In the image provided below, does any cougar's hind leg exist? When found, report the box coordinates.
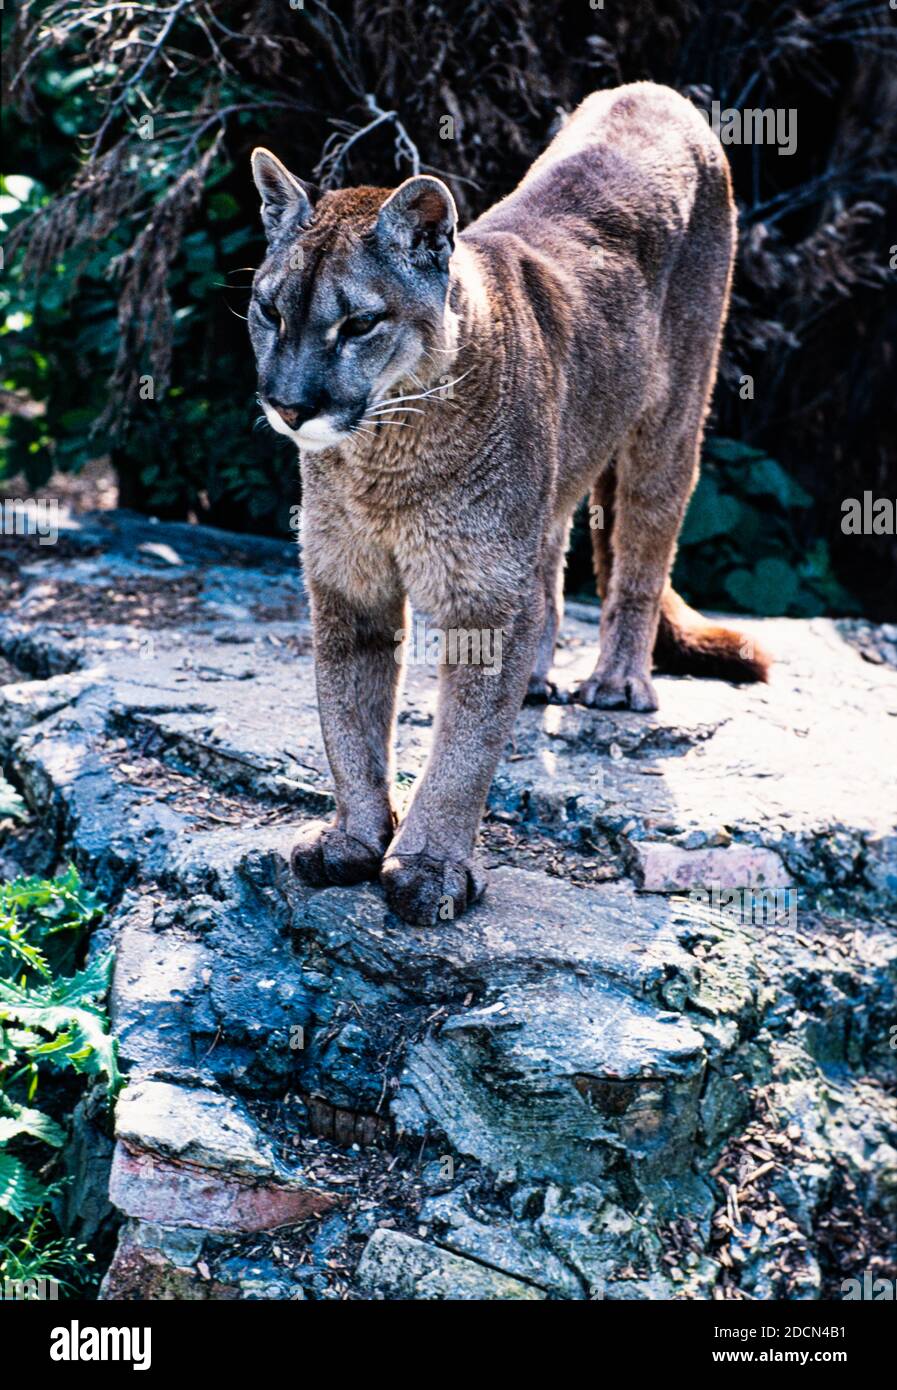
[525,519,570,703]
[578,415,702,712]
[589,462,616,601]
[579,168,734,712]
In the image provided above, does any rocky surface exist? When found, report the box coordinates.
[0,509,895,1301]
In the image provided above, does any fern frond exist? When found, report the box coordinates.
[0,1152,47,1220]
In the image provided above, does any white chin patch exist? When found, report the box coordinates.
[261,400,346,452]
[295,420,348,451]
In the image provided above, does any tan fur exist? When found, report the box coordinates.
[250,83,772,925]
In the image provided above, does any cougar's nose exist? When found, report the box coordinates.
[269,394,330,428]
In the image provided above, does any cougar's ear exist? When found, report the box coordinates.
[375,175,457,272]
[251,148,315,242]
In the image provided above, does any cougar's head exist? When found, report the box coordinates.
[248,149,457,451]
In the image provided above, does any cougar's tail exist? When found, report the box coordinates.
[653,586,771,683]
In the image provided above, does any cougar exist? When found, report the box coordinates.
[248,81,770,927]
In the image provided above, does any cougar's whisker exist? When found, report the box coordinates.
[362,416,413,430]
[369,368,474,411]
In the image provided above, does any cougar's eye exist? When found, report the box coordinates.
[256,299,283,332]
[342,311,384,339]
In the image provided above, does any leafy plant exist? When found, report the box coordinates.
[567,436,859,619]
[0,774,27,823]
[672,437,860,618]
[0,1206,95,1298]
[0,867,117,1297]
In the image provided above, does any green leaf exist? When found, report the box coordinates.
[0,943,121,1096]
[0,1152,47,1220]
[725,558,800,616]
[0,995,122,1094]
[742,455,813,509]
[0,864,102,935]
[51,950,114,1006]
[680,478,744,546]
[220,226,255,255]
[208,192,240,221]
[0,1104,66,1147]
[0,774,27,821]
[0,917,50,979]
[705,437,768,464]
[0,1027,17,1066]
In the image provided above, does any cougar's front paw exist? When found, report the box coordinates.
[290,820,385,888]
[577,671,658,712]
[380,853,487,927]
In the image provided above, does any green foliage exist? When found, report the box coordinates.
[0,774,27,822]
[673,438,859,618]
[0,0,297,527]
[0,159,290,524]
[0,1207,95,1298]
[0,867,117,1296]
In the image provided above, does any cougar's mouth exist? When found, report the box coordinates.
[261,399,348,451]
